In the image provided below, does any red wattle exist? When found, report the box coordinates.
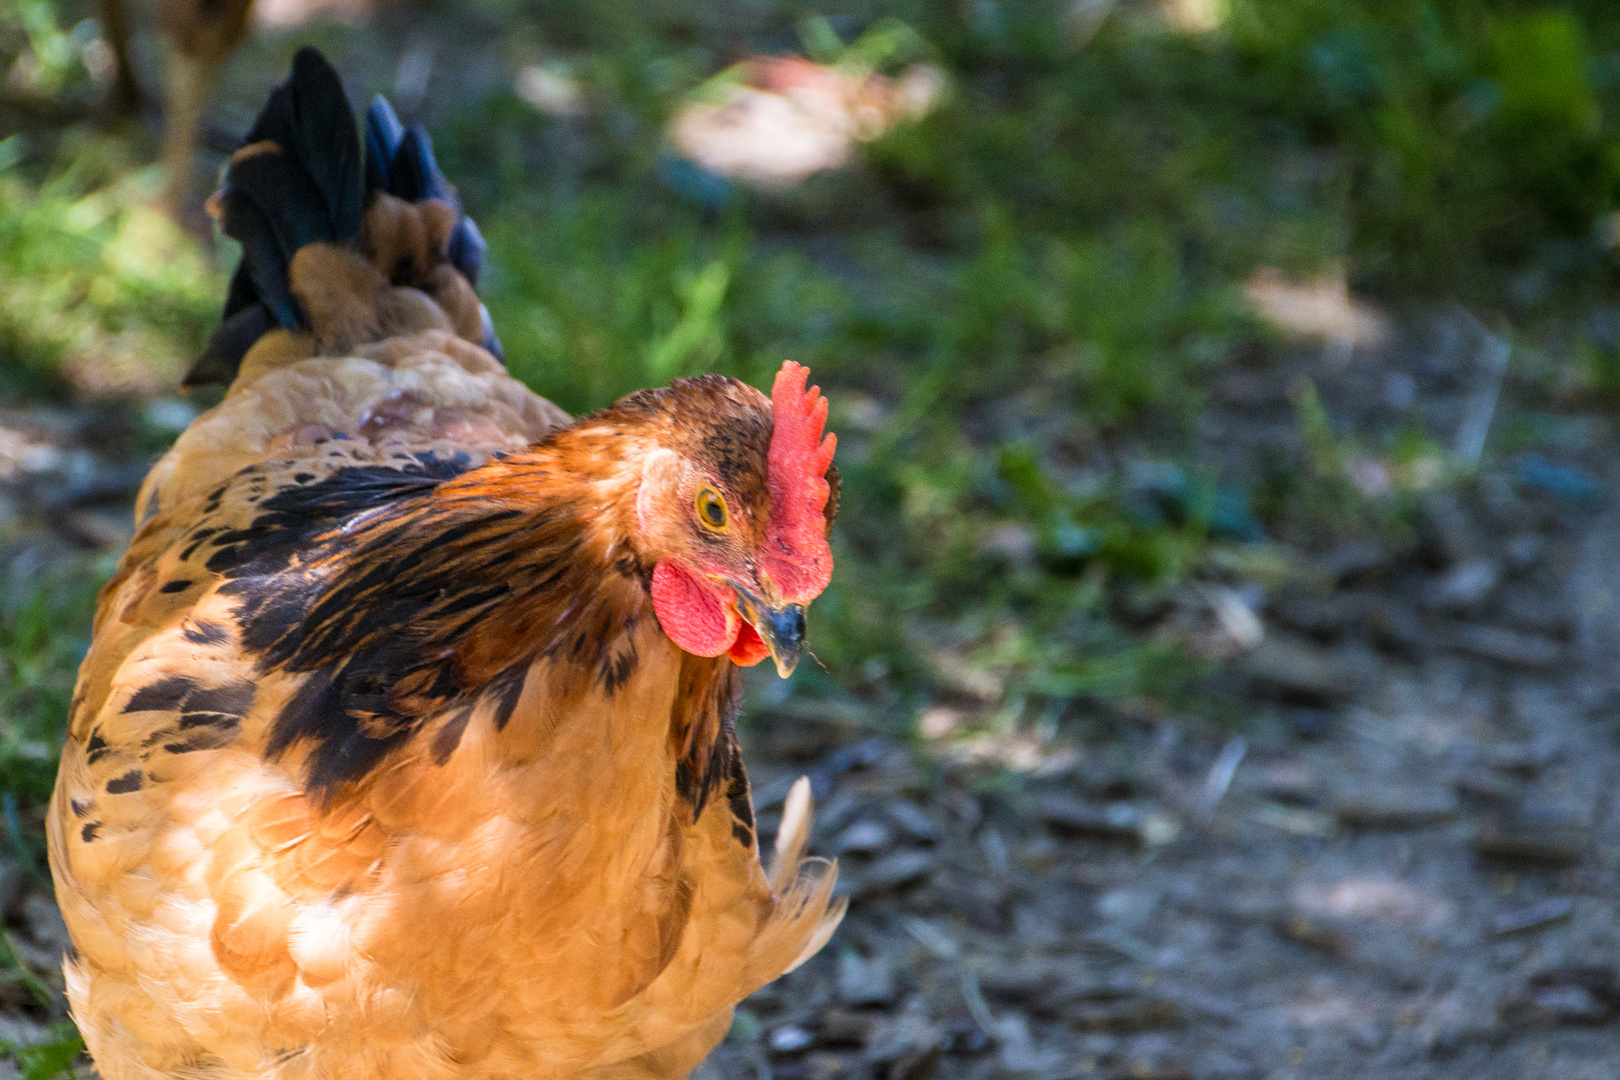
[727,621,770,667]
[651,560,737,657]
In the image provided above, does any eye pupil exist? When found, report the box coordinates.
[697,488,729,531]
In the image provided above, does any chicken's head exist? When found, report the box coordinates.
[629,361,837,677]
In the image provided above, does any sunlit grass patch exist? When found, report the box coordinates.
[0,552,109,809]
[0,137,223,399]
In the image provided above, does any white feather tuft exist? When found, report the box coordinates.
[768,777,813,894]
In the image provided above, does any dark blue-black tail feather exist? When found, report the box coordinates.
[392,125,453,204]
[229,145,346,263]
[371,118,495,350]
[370,105,487,289]
[241,50,364,240]
[187,47,359,386]
[363,95,405,197]
[215,187,303,330]
[188,305,277,387]
[185,48,501,387]
[286,49,365,240]
[448,213,485,288]
[479,304,503,363]
[221,259,258,320]
[190,258,273,387]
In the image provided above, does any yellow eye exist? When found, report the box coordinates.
[695,487,730,532]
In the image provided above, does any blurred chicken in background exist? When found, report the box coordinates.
[155,0,256,215]
[93,0,255,215]
[95,0,372,218]
[667,17,945,193]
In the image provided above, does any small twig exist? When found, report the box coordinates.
[899,915,960,960]
[1197,737,1247,824]
[1453,309,1511,471]
[958,970,999,1037]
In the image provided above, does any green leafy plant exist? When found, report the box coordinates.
[7,1024,86,1080]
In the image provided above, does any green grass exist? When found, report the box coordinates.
[0,136,222,399]
[0,550,104,1069]
[0,549,108,921]
[0,555,108,809]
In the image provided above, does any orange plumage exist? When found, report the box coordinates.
[48,49,843,1080]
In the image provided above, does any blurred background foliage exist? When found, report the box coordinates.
[2,0,1620,778]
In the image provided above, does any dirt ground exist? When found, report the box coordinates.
[3,311,1618,1079]
[710,312,1620,1080]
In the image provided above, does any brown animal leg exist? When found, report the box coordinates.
[96,0,143,117]
[160,51,216,219]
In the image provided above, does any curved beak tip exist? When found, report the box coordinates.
[743,597,806,679]
[764,604,806,679]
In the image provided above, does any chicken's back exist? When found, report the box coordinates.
[138,47,569,520]
[137,327,566,531]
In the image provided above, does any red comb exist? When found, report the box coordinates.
[763,361,836,604]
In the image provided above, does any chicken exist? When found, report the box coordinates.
[48,47,845,1080]
[95,0,259,215]
[156,0,257,215]
[102,0,371,217]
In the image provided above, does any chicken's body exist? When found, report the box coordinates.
[49,50,842,1080]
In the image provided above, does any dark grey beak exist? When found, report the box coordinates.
[733,588,807,678]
